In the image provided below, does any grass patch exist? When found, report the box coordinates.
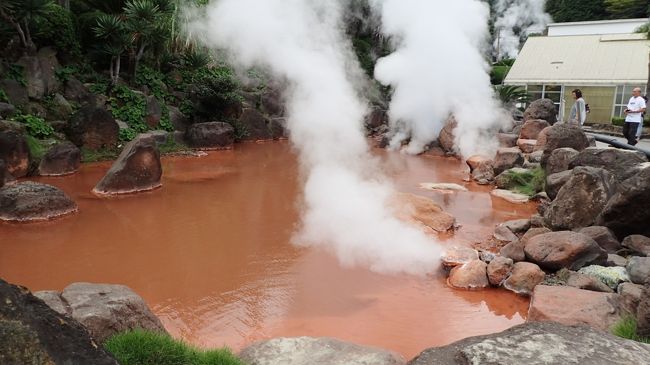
[105,330,244,365]
[25,135,47,160]
[81,147,120,163]
[612,316,650,344]
[497,167,545,196]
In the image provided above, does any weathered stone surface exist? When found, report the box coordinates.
[493,147,524,175]
[597,163,650,238]
[569,147,648,182]
[545,167,617,230]
[441,247,479,268]
[497,133,518,148]
[17,56,47,99]
[503,219,531,234]
[566,271,614,293]
[524,231,607,271]
[503,262,545,295]
[579,226,621,253]
[622,235,650,256]
[66,106,119,150]
[260,88,285,117]
[238,107,275,141]
[537,123,590,162]
[40,282,168,344]
[637,284,650,337]
[487,256,514,286]
[0,79,28,106]
[528,285,622,331]
[520,119,550,140]
[0,159,5,188]
[93,135,162,195]
[545,147,579,175]
[48,93,73,120]
[627,257,650,285]
[169,105,189,132]
[578,265,629,290]
[0,279,118,365]
[418,183,467,192]
[521,227,552,243]
[545,170,572,201]
[185,122,235,149]
[493,225,518,242]
[391,193,455,233]
[438,116,457,153]
[618,282,645,316]
[491,189,529,204]
[240,337,405,365]
[517,139,536,153]
[0,102,16,118]
[144,95,162,128]
[0,182,77,222]
[408,321,650,365]
[500,240,526,262]
[64,77,94,106]
[607,254,628,267]
[38,141,81,176]
[466,155,494,184]
[0,130,30,178]
[523,99,557,124]
[448,260,489,290]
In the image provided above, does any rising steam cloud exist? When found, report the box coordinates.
[187,0,441,275]
[493,0,551,59]
[370,0,506,157]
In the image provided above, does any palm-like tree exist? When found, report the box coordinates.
[494,85,531,110]
[0,0,53,51]
[94,13,132,85]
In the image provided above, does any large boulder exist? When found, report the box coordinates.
[63,77,94,106]
[579,226,621,253]
[597,163,650,238]
[438,117,457,153]
[544,170,571,201]
[622,235,650,256]
[239,337,405,365]
[93,135,162,195]
[185,122,235,149]
[0,279,118,365]
[38,141,81,176]
[391,193,456,233]
[35,282,167,344]
[66,106,119,150]
[502,261,545,295]
[537,123,590,163]
[493,147,524,175]
[16,48,61,100]
[527,285,622,331]
[0,79,28,106]
[0,130,30,178]
[0,182,77,222]
[448,260,489,290]
[545,147,579,175]
[545,167,617,230]
[569,147,648,182]
[487,256,514,286]
[519,119,550,140]
[238,107,275,141]
[524,231,607,271]
[465,155,494,184]
[407,321,650,365]
[523,98,557,124]
[627,257,650,285]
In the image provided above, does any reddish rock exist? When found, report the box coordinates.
[0,182,77,222]
[521,227,552,242]
[500,240,526,262]
[618,282,645,316]
[493,147,524,175]
[441,247,479,268]
[523,99,557,125]
[391,193,455,233]
[448,260,489,290]
[519,119,550,140]
[497,133,518,148]
[93,135,162,195]
[579,226,621,253]
[0,130,30,178]
[493,225,518,242]
[537,123,590,162]
[524,231,607,271]
[38,142,80,176]
[517,139,537,154]
[528,285,622,331]
[636,285,650,337]
[466,155,494,184]
[438,116,457,153]
[66,106,119,150]
[487,256,514,286]
[503,262,545,295]
[622,235,650,256]
[503,219,531,234]
[545,147,579,175]
[566,271,614,293]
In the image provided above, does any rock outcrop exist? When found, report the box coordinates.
[519,119,550,140]
[569,147,648,182]
[622,235,650,256]
[93,135,162,195]
[38,141,81,176]
[545,147,579,175]
[523,99,557,125]
[579,226,621,253]
[537,123,590,162]
[627,257,650,285]
[66,106,119,150]
[0,182,78,222]
[524,231,606,271]
[466,155,494,184]
[545,170,571,201]
[493,147,524,175]
[185,122,235,149]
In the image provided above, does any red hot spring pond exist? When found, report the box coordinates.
[0,142,537,359]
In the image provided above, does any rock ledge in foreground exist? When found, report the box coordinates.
[0,182,78,222]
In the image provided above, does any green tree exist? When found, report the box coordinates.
[545,0,608,22]
[0,0,53,51]
[93,13,131,85]
[605,0,648,19]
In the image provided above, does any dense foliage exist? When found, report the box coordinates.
[545,0,649,23]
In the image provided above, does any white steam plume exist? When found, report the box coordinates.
[371,0,506,157]
[187,0,441,275]
[493,0,551,59]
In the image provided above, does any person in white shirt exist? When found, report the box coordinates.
[623,87,646,146]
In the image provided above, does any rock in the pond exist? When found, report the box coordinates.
[391,193,456,233]
[578,265,629,290]
[0,130,30,178]
[524,231,607,271]
[0,182,77,222]
[545,170,572,201]
[545,167,617,230]
[448,260,489,290]
[566,271,614,293]
[38,141,81,176]
[597,162,650,238]
[637,285,650,338]
[418,183,468,192]
[607,254,628,267]
[527,285,622,331]
[519,119,550,140]
[569,147,648,182]
[0,279,119,365]
[491,189,530,204]
[35,282,167,344]
[503,262,545,295]
[93,135,162,195]
[239,337,405,365]
[441,247,479,268]
[493,147,524,175]
[493,225,518,242]
[487,256,514,286]
[627,257,650,285]
[622,235,650,256]
[407,321,650,365]
[579,226,621,253]
[466,155,494,184]
[545,147,579,175]
[618,282,645,316]
[66,106,119,150]
[500,240,526,262]
[438,116,457,153]
[185,121,235,149]
[238,107,276,141]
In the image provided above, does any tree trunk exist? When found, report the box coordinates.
[23,19,35,52]
[114,56,122,85]
[133,43,146,79]
[0,9,28,49]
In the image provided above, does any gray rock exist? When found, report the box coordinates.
[38,141,81,176]
[569,147,648,182]
[185,122,235,149]
[523,98,558,124]
[493,148,525,175]
[0,130,30,178]
[0,102,16,118]
[238,107,274,141]
[579,226,621,253]
[618,282,645,316]
[407,321,650,365]
[545,170,572,201]
[622,235,650,256]
[627,257,650,285]
[169,105,189,132]
[63,77,94,106]
[0,182,77,222]
[524,231,607,271]
[503,219,531,234]
[545,147,579,175]
[0,79,28,106]
[493,225,518,242]
[239,337,405,365]
[607,254,628,267]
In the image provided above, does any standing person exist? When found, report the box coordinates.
[637,94,648,141]
[623,87,646,146]
[569,89,586,126]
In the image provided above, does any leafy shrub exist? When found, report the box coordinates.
[55,66,80,83]
[14,114,54,138]
[33,3,82,61]
[119,128,138,142]
[612,117,625,126]
[109,85,148,133]
[135,65,171,102]
[184,66,242,121]
[1,63,26,86]
[612,316,650,344]
[89,81,109,95]
[105,330,244,365]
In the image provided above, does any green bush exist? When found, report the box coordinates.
[14,114,54,139]
[499,167,545,197]
[612,316,650,344]
[612,117,625,126]
[119,128,137,142]
[33,4,82,61]
[104,330,244,365]
[25,135,47,160]
[135,65,172,102]
[110,85,148,135]
[185,67,243,122]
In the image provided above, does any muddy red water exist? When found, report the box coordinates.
[0,142,537,358]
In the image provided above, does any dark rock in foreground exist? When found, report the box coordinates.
[523,98,557,125]
[185,122,235,149]
[239,337,405,365]
[38,141,81,176]
[569,147,648,182]
[0,182,77,222]
[93,135,162,195]
[0,130,30,178]
[408,321,650,365]
[66,106,119,150]
[0,279,118,365]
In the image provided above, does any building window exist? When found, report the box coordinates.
[526,84,563,116]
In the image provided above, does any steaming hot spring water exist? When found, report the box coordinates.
[0,141,537,358]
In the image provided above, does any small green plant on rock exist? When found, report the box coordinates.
[110,85,148,134]
[612,316,650,344]
[104,330,244,365]
[498,167,545,197]
[14,114,54,139]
